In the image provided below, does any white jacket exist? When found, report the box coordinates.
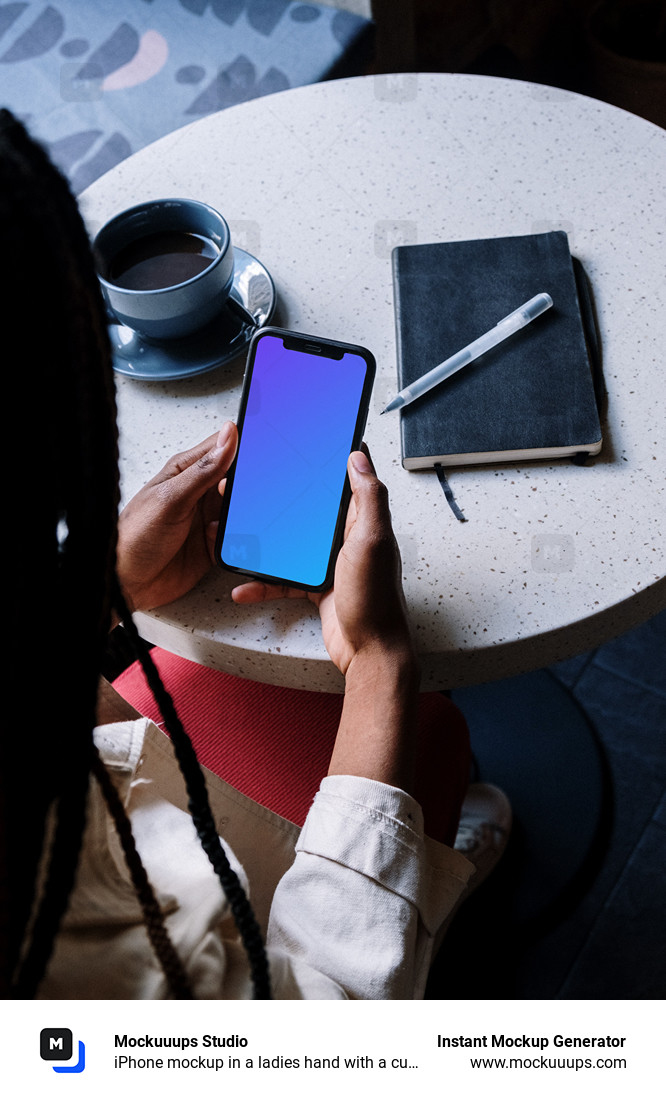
[39,718,473,999]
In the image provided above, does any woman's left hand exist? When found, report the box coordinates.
[116,422,237,612]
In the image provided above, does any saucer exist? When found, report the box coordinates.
[110,248,276,380]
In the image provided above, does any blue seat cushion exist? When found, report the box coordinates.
[0,1,373,191]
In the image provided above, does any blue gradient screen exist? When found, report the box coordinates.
[219,333,371,588]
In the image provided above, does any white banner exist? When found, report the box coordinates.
[1,998,657,1100]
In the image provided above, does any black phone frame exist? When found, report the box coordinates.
[215,325,376,592]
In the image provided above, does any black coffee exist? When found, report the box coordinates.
[108,230,220,290]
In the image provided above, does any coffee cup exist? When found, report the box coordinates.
[93,198,235,341]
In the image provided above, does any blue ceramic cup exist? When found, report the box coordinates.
[93,198,234,340]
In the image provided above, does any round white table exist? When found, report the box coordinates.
[81,73,666,691]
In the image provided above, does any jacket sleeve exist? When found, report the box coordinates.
[266,774,474,999]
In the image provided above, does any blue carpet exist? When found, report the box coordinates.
[0,1,373,193]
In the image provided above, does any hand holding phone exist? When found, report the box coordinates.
[117,425,238,613]
[232,446,415,678]
[215,327,375,592]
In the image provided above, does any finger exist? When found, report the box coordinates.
[231,581,309,604]
[154,424,238,512]
[155,423,237,486]
[145,432,218,486]
[337,446,369,541]
[348,446,376,478]
[342,483,357,539]
[347,450,392,531]
[359,440,374,466]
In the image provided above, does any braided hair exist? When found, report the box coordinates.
[0,110,270,999]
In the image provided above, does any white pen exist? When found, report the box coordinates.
[382,292,554,413]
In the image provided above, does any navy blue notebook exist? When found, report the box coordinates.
[392,231,603,469]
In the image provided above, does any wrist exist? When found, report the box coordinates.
[344,641,420,695]
[328,643,420,791]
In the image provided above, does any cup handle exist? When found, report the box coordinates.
[225,293,257,329]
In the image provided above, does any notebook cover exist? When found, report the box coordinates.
[392,231,603,468]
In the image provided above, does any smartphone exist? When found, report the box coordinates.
[215,326,375,591]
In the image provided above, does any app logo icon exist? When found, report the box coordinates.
[40,1029,86,1073]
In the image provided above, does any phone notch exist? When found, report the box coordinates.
[282,335,345,360]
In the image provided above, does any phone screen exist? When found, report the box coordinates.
[217,328,375,590]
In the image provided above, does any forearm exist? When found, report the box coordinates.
[327,645,420,795]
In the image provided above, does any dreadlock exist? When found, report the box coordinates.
[0,110,270,999]
[114,584,271,999]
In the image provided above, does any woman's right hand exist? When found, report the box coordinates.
[232,448,416,678]
[314,449,416,676]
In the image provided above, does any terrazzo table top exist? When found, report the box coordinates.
[81,73,666,692]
